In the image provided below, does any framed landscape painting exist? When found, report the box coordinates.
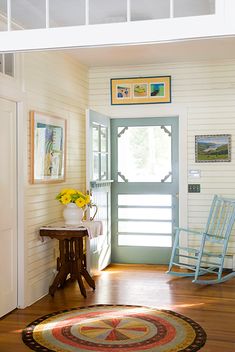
[111,76,171,105]
[195,134,231,162]
[30,111,66,183]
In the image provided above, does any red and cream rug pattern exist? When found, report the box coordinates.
[22,304,206,351]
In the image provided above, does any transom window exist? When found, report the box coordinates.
[0,53,14,77]
[0,0,216,31]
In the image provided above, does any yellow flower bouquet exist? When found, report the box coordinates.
[56,189,90,208]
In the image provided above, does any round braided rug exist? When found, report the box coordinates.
[22,304,206,352]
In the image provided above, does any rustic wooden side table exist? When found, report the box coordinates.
[40,224,96,298]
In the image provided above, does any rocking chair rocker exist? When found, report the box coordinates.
[167,195,235,284]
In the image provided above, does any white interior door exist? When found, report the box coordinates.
[0,97,17,317]
[86,109,112,275]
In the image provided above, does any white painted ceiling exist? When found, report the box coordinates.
[62,37,235,67]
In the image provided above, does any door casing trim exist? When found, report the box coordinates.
[0,54,27,309]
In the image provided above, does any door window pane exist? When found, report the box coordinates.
[101,153,107,180]
[174,0,215,18]
[131,0,170,21]
[89,0,126,24]
[92,152,99,180]
[11,0,46,29]
[118,235,172,247]
[118,221,172,234]
[92,124,99,152]
[101,126,107,152]
[4,53,14,77]
[118,207,172,220]
[118,126,172,182]
[118,194,172,207]
[49,0,85,27]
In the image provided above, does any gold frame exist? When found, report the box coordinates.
[30,111,67,184]
[111,76,171,105]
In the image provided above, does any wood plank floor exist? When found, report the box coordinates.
[0,264,235,351]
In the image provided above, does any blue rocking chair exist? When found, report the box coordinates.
[167,195,235,284]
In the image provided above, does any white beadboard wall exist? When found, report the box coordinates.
[89,59,235,260]
[23,51,88,305]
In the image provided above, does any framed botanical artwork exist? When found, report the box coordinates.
[195,134,231,163]
[110,76,171,105]
[30,111,66,183]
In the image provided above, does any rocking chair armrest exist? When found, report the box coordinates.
[205,233,225,242]
[174,227,205,236]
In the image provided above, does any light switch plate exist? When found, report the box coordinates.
[188,170,201,178]
[188,184,200,193]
